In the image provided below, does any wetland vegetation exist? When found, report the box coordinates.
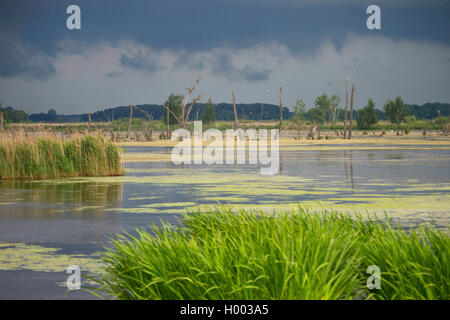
[92,207,449,300]
[0,132,123,179]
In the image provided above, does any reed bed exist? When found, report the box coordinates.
[91,207,449,300]
[0,131,123,179]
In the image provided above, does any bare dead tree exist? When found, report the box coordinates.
[148,115,153,141]
[279,86,283,132]
[110,110,115,141]
[232,90,239,129]
[134,105,154,141]
[422,118,427,137]
[162,78,203,131]
[306,125,317,140]
[438,110,447,135]
[343,74,349,139]
[88,112,92,132]
[126,105,133,139]
[348,82,355,139]
[166,107,170,139]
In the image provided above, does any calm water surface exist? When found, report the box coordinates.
[0,144,449,299]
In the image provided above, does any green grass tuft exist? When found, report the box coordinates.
[92,207,449,300]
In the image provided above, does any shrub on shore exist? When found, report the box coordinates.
[92,207,449,300]
[0,133,123,179]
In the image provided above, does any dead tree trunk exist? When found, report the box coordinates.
[438,110,447,135]
[110,125,115,141]
[348,83,355,139]
[148,115,153,141]
[343,75,349,139]
[88,112,92,132]
[232,90,239,129]
[143,116,152,141]
[279,86,283,132]
[166,107,170,139]
[126,105,133,139]
[306,125,317,140]
[110,110,115,141]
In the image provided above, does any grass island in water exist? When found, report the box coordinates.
[91,206,449,300]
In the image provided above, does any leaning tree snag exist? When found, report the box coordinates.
[348,83,355,140]
[163,77,203,130]
[232,90,239,129]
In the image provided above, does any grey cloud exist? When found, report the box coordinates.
[1,36,449,115]
[210,53,234,78]
[174,53,205,70]
[105,71,123,78]
[119,50,164,75]
[210,52,271,82]
[0,35,55,80]
[238,65,271,82]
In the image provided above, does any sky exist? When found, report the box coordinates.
[0,0,449,114]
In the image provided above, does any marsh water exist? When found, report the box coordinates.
[0,143,449,299]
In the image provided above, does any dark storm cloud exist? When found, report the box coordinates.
[1,0,450,113]
[1,0,449,58]
[0,35,55,80]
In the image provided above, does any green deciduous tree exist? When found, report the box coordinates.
[329,94,341,124]
[314,93,332,123]
[357,98,378,130]
[307,107,324,124]
[0,103,28,123]
[201,99,215,124]
[163,94,183,125]
[383,97,409,130]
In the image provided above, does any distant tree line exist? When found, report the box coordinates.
[3,100,450,126]
[26,102,291,123]
[0,104,28,123]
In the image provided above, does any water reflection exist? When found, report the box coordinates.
[0,180,122,216]
[343,150,355,191]
[0,144,449,300]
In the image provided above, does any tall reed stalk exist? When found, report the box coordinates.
[0,132,123,179]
